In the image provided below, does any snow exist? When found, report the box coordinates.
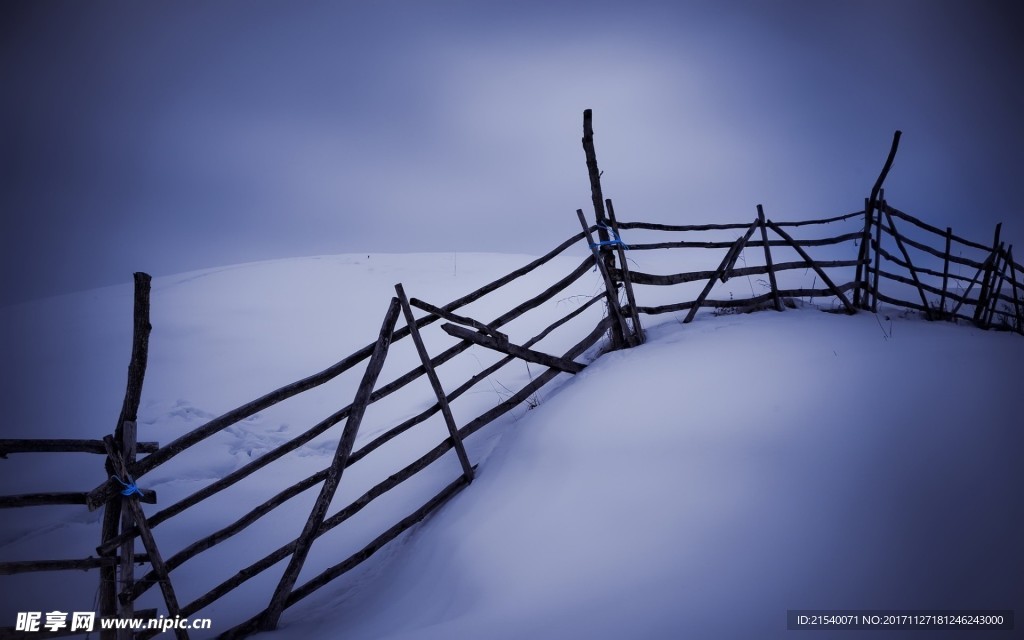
[2,251,1021,639]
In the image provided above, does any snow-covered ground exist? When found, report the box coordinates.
[2,251,1021,639]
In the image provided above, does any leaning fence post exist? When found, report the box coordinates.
[1005,246,1023,334]
[757,205,784,312]
[576,209,631,349]
[939,226,952,317]
[854,199,872,308]
[261,297,402,632]
[682,217,760,323]
[975,223,1002,324]
[765,220,856,314]
[881,201,933,319]
[395,284,474,482]
[984,243,1008,328]
[948,252,996,319]
[605,199,644,345]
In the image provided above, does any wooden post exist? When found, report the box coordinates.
[100,273,152,637]
[984,243,1007,328]
[854,199,872,308]
[683,217,760,323]
[581,110,610,243]
[948,252,996,318]
[868,131,901,219]
[863,131,901,308]
[102,437,188,640]
[261,298,402,632]
[99,498,119,638]
[1005,246,1023,334]
[870,201,884,312]
[765,220,856,314]
[881,204,932,319]
[975,223,1002,323]
[117,421,138,640]
[605,199,644,345]
[939,226,952,317]
[395,284,473,482]
[581,109,621,348]
[757,205,784,312]
[576,209,631,348]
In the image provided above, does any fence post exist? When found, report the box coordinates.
[682,218,759,323]
[861,131,901,310]
[605,199,644,345]
[948,252,996,319]
[939,226,952,317]
[576,209,631,347]
[581,109,623,349]
[261,297,402,632]
[975,223,1002,324]
[854,199,872,308]
[765,220,856,314]
[117,421,138,640]
[395,284,474,482]
[870,201,884,312]
[99,498,119,638]
[99,272,152,638]
[1006,246,1023,334]
[881,201,933,319]
[984,243,1007,328]
[756,205,784,312]
[868,131,901,215]
[103,436,188,640]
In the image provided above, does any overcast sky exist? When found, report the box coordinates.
[2,0,1022,305]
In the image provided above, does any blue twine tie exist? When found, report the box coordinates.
[589,223,629,250]
[112,475,142,497]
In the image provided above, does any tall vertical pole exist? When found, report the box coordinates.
[581,109,624,349]
[868,131,902,219]
[101,272,152,638]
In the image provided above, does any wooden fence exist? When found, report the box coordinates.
[0,228,616,640]
[610,131,1022,334]
[1,114,1021,640]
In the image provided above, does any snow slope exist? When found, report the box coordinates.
[2,252,1021,639]
[277,306,1024,640]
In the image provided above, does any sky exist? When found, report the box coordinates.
[2,0,1022,305]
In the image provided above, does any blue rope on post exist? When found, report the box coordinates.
[112,475,143,497]
[588,223,629,250]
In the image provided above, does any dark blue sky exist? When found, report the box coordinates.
[2,0,1022,305]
